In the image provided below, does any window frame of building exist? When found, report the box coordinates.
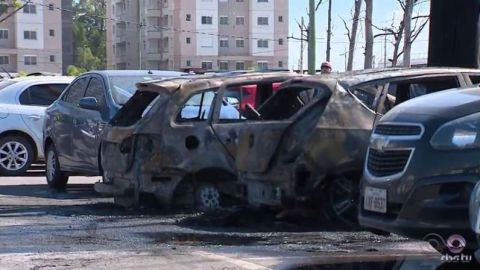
[23,4,36,14]
[236,39,245,48]
[258,0,268,2]
[219,39,229,48]
[278,61,283,68]
[201,16,213,25]
[201,61,213,70]
[236,16,245,25]
[0,29,8,39]
[48,4,54,10]
[24,55,38,66]
[50,55,55,62]
[49,29,55,37]
[186,14,191,21]
[219,61,229,71]
[186,37,191,44]
[0,56,9,65]
[257,17,269,26]
[236,62,245,70]
[278,16,283,22]
[278,38,284,45]
[257,39,269,48]
[257,61,269,70]
[24,31,37,40]
[186,60,191,67]
[219,16,229,25]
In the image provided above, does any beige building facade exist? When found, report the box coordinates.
[107,0,289,71]
[0,0,69,74]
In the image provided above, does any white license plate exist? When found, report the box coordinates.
[364,187,387,213]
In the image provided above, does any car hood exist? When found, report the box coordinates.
[381,87,480,124]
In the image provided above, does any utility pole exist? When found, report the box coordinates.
[138,0,143,70]
[383,35,387,68]
[308,0,316,74]
[300,17,305,74]
[326,0,332,62]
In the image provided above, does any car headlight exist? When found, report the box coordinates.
[470,181,480,234]
[430,112,480,150]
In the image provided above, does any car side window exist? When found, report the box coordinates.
[349,83,385,111]
[84,77,106,108]
[177,90,215,122]
[64,77,88,105]
[19,84,68,106]
[469,75,480,84]
[389,76,459,106]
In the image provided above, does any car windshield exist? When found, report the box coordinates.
[109,75,166,105]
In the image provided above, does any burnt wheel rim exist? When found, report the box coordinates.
[46,150,56,181]
[199,185,220,209]
[0,141,28,171]
[329,176,358,226]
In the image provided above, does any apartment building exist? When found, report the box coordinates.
[0,0,72,74]
[107,0,289,71]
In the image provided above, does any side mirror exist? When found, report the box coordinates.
[79,97,99,111]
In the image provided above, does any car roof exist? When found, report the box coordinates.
[335,67,480,87]
[5,76,74,85]
[86,70,188,77]
[137,72,300,96]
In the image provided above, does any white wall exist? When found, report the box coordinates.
[15,1,45,50]
[250,1,274,56]
[196,0,218,56]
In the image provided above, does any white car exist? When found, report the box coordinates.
[0,76,73,175]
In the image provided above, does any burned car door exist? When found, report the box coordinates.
[211,78,289,158]
[235,82,333,174]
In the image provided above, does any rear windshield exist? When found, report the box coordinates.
[109,75,167,105]
[110,91,159,127]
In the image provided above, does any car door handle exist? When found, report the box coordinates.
[27,115,41,120]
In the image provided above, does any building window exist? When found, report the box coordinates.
[48,4,54,10]
[201,16,213,25]
[219,62,228,70]
[257,17,269,26]
[257,39,268,48]
[258,0,268,2]
[0,56,9,65]
[278,61,283,68]
[0,29,8,39]
[219,16,228,25]
[219,39,229,48]
[236,62,245,70]
[23,4,36,14]
[24,31,37,40]
[236,17,245,25]
[49,29,55,37]
[279,16,283,22]
[236,39,244,48]
[257,61,268,70]
[186,14,191,21]
[278,38,284,45]
[202,61,213,70]
[50,55,55,62]
[24,56,37,65]
[186,37,191,44]
[236,0,244,2]
[186,60,191,67]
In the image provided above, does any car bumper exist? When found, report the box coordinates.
[359,173,478,246]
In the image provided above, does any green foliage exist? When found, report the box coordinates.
[72,0,106,71]
[66,65,85,76]
[0,0,21,16]
[16,71,27,77]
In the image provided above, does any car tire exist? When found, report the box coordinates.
[324,175,360,228]
[195,182,221,210]
[45,145,69,189]
[0,135,34,176]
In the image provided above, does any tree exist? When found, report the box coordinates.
[341,0,363,71]
[0,0,20,15]
[72,0,106,71]
[373,0,429,67]
[66,65,85,77]
[364,0,374,69]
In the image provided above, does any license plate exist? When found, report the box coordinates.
[364,187,387,213]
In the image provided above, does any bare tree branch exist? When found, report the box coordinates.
[340,17,351,40]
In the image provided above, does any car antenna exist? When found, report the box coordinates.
[1,67,12,79]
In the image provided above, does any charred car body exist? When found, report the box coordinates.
[360,87,480,251]
[237,68,480,224]
[96,73,300,208]
[97,68,480,220]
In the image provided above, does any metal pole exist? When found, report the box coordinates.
[300,17,304,74]
[308,0,316,74]
[384,35,387,68]
[138,0,143,70]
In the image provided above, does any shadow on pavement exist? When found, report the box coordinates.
[0,184,99,200]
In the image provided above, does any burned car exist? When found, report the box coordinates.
[360,87,480,252]
[95,73,300,208]
[236,68,480,225]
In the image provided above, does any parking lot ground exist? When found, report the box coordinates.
[0,174,442,269]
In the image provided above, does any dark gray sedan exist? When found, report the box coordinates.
[43,70,185,189]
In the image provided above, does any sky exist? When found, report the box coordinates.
[288,0,431,71]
